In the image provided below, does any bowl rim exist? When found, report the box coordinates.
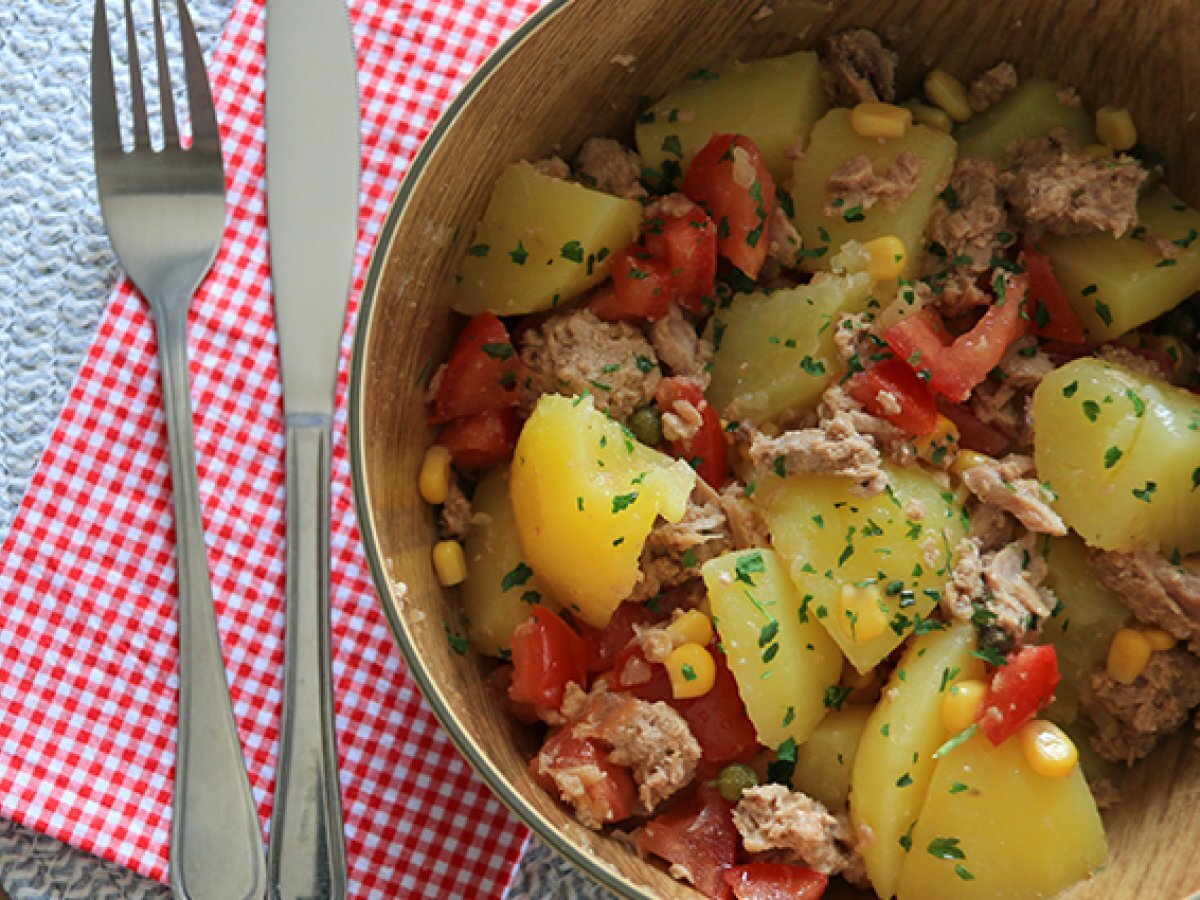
[347,2,650,897]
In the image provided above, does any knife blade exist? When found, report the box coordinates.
[264,0,359,896]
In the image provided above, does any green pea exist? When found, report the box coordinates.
[627,405,663,447]
[716,763,759,803]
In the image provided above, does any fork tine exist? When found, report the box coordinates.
[123,0,151,148]
[177,0,220,152]
[91,0,123,156]
[152,0,180,147]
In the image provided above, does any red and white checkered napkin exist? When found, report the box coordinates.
[0,0,547,895]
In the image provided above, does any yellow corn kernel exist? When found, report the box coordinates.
[941,678,986,733]
[419,445,453,505]
[850,101,913,141]
[863,235,908,281]
[903,100,953,133]
[924,69,973,123]
[1095,106,1138,152]
[665,610,714,648]
[666,642,716,700]
[1142,627,1178,652]
[950,449,992,477]
[1106,628,1152,684]
[432,540,467,587]
[914,414,960,464]
[1019,720,1079,778]
[838,583,887,643]
[1082,143,1114,160]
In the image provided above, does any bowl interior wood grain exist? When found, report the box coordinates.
[349,1,1200,896]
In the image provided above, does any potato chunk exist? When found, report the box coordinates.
[851,624,984,899]
[1033,358,1200,554]
[760,464,970,672]
[702,549,844,751]
[510,394,695,627]
[460,466,557,657]
[790,109,957,277]
[896,732,1106,899]
[1042,187,1200,341]
[635,51,827,187]
[704,270,873,423]
[954,78,1095,163]
[791,704,871,812]
[453,162,642,315]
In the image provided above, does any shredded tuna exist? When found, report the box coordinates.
[1139,226,1184,260]
[660,394,704,443]
[767,203,804,268]
[997,337,1055,389]
[968,379,1023,448]
[519,308,660,421]
[717,483,771,550]
[1004,128,1147,237]
[941,534,1055,642]
[648,304,713,388]
[749,415,888,497]
[832,312,883,367]
[968,501,1017,551]
[926,271,992,318]
[823,29,898,105]
[959,454,1066,535]
[1093,344,1172,381]
[532,156,571,179]
[1089,778,1120,810]
[574,137,646,200]
[820,384,915,468]
[1056,86,1082,108]
[824,152,921,218]
[968,61,1018,112]
[438,479,473,540]
[1088,549,1200,653]
[733,785,861,877]
[632,494,731,601]
[1087,648,1200,764]
[926,156,1010,271]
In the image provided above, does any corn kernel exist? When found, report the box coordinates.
[1142,627,1178,652]
[914,414,960,464]
[1106,628,1152,684]
[419,445,453,505]
[838,584,887,643]
[850,101,913,141]
[1019,720,1078,778]
[666,642,716,699]
[1082,143,1114,160]
[950,449,992,477]
[432,540,467,587]
[903,100,953,133]
[665,610,714,648]
[924,69,973,123]
[863,235,908,281]
[941,679,986,733]
[1096,106,1138,152]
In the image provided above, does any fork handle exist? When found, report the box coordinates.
[267,417,347,900]
[155,303,268,900]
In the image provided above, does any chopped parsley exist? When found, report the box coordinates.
[927,836,966,861]
[467,243,490,257]
[1132,480,1157,502]
[1104,446,1123,469]
[736,552,766,585]
[824,685,852,711]
[508,241,529,265]
[611,492,639,513]
[560,240,585,263]
[500,562,534,591]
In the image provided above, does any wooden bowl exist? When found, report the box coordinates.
[349,1,1200,896]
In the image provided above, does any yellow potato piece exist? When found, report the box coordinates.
[510,394,695,627]
[954,78,1095,163]
[460,466,557,658]
[702,549,843,750]
[791,703,871,812]
[760,464,970,672]
[452,162,642,316]
[851,623,984,899]
[896,732,1106,899]
[790,109,957,278]
[1043,187,1200,341]
[635,50,827,187]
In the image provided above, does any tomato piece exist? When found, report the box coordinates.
[682,134,776,279]
[427,312,521,424]
[935,399,1009,456]
[437,406,521,470]
[485,664,540,725]
[643,202,719,314]
[532,729,636,825]
[656,377,730,489]
[640,784,738,899]
[724,863,828,900]
[574,600,663,674]
[884,276,1030,402]
[1023,242,1086,344]
[846,357,939,436]
[979,644,1061,746]
[509,605,589,710]
[592,245,674,323]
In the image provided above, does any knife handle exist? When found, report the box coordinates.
[269,417,347,900]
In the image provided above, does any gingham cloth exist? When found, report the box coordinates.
[0,0,552,895]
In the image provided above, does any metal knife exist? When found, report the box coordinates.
[264,0,359,897]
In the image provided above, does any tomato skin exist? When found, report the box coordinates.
[643,203,719,314]
[592,246,674,323]
[427,312,520,424]
[846,357,940,436]
[724,863,829,900]
[485,664,541,725]
[436,406,521,470]
[532,729,636,825]
[1023,242,1086,344]
[656,377,730,489]
[979,644,1061,746]
[682,134,776,279]
[509,606,589,710]
[640,784,738,899]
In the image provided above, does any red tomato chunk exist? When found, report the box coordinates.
[979,644,1061,746]
[426,311,520,424]
[1023,242,1086,344]
[846,357,939,436]
[509,605,588,711]
[640,784,739,899]
[656,377,730,489]
[437,406,521,470]
[532,729,636,825]
[724,862,829,900]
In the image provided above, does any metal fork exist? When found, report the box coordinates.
[91,1,267,898]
